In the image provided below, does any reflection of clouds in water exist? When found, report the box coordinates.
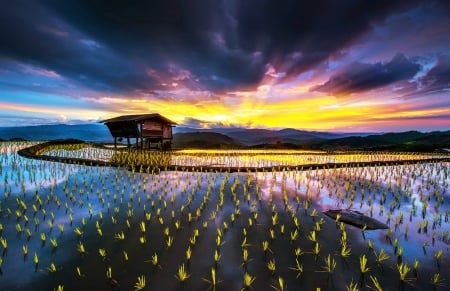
[40,147,449,168]
[45,147,115,162]
[252,163,449,268]
[1,143,449,289]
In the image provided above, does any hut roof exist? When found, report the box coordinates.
[101,113,177,125]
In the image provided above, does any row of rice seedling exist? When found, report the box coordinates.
[0,141,448,290]
[36,143,450,169]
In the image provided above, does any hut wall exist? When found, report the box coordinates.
[142,120,163,138]
[163,124,172,139]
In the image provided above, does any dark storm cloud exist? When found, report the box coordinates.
[420,55,450,93]
[1,0,440,94]
[312,54,421,95]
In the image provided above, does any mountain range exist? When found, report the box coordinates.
[1,123,449,152]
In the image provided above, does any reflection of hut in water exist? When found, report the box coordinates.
[102,114,177,150]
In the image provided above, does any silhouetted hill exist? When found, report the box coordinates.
[172,132,243,149]
[1,123,449,152]
[225,128,360,145]
[0,124,112,142]
[312,130,450,151]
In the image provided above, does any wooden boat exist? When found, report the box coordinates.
[323,209,389,230]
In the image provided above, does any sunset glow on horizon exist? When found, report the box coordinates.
[1,1,449,132]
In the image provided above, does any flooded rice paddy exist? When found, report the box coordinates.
[0,142,449,290]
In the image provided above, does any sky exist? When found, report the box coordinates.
[1,0,450,132]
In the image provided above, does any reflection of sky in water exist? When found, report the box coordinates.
[45,147,115,162]
[36,146,449,168]
[253,164,450,267]
[1,143,449,289]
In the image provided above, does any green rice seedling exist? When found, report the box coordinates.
[315,218,325,231]
[114,231,125,240]
[271,212,278,227]
[16,223,23,234]
[385,228,393,245]
[123,251,128,262]
[374,249,389,270]
[33,252,39,271]
[47,219,53,230]
[294,247,304,258]
[241,236,251,249]
[74,227,83,238]
[267,228,275,241]
[434,249,443,268]
[175,220,181,231]
[397,246,404,263]
[290,258,303,279]
[25,228,32,241]
[293,216,300,229]
[312,242,321,260]
[134,275,146,291]
[58,224,64,236]
[308,230,317,243]
[310,208,318,219]
[139,221,146,233]
[393,238,399,254]
[22,244,28,258]
[366,240,374,254]
[271,276,286,291]
[190,234,197,246]
[202,267,221,290]
[151,252,159,268]
[241,272,256,290]
[367,275,383,291]
[50,238,58,249]
[40,232,46,246]
[163,227,170,237]
[290,229,299,243]
[47,262,57,273]
[186,246,192,263]
[216,234,224,248]
[422,240,429,255]
[106,266,112,279]
[242,247,252,268]
[96,227,103,237]
[346,279,359,291]
[397,262,412,284]
[359,254,370,274]
[1,237,7,252]
[77,242,86,255]
[430,273,445,288]
[339,222,346,232]
[166,236,174,249]
[340,241,351,259]
[214,249,221,267]
[322,254,337,275]
[126,219,131,229]
[413,259,419,278]
[266,258,276,276]
[262,240,272,260]
[175,264,190,283]
[98,248,106,260]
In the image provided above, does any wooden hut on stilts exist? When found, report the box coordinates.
[102,114,177,150]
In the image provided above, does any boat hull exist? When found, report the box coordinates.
[323,209,389,230]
